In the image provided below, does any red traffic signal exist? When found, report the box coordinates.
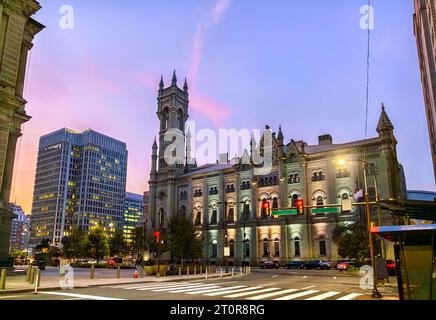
[262,200,270,217]
[296,199,304,215]
[154,231,160,243]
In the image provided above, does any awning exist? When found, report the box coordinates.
[380,199,436,221]
[371,224,436,242]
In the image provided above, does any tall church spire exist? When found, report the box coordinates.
[183,78,188,92]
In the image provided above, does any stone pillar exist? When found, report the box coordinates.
[1,131,19,205]
[15,41,32,99]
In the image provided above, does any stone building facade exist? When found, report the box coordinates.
[0,0,43,266]
[147,73,406,266]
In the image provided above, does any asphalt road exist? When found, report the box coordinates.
[0,268,398,301]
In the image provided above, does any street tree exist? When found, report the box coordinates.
[168,214,203,265]
[85,227,109,261]
[61,228,86,259]
[109,228,129,257]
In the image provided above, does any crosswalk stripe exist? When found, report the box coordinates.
[137,283,205,291]
[169,286,221,293]
[224,288,281,298]
[337,293,363,300]
[305,291,340,300]
[206,287,262,296]
[186,286,247,295]
[122,282,193,290]
[246,289,299,300]
[274,290,319,300]
[151,284,217,292]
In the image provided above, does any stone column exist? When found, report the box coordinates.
[15,41,32,99]
[1,131,20,204]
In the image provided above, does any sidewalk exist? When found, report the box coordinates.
[0,270,242,295]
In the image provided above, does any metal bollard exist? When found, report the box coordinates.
[26,266,31,282]
[29,267,36,284]
[194,265,197,275]
[200,265,203,274]
[178,267,182,276]
[0,269,6,290]
[187,266,190,276]
[34,269,41,294]
[116,266,121,279]
[231,267,234,278]
[220,268,223,279]
[205,267,208,280]
[139,266,144,278]
[90,265,95,279]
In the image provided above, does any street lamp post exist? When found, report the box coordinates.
[339,158,382,299]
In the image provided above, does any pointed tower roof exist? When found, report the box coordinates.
[172,70,177,86]
[277,125,284,141]
[183,78,188,92]
[159,75,164,90]
[152,137,157,148]
[376,103,394,133]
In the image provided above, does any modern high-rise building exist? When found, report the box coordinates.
[9,203,30,252]
[30,129,128,248]
[123,192,144,242]
[0,0,43,267]
[413,0,436,184]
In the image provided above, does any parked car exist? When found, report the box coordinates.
[302,260,332,270]
[335,259,355,270]
[260,260,280,269]
[386,259,396,275]
[107,259,117,266]
[285,261,304,269]
[88,259,98,265]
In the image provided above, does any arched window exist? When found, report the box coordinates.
[272,197,279,210]
[179,206,186,217]
[273,176,278,185]
[229,240,235,257]
[159,208,165,228]
[214,187,218,195]
[263,239,269,257]
[261,199,269,219]
[195,212,202,226]
[212,240,218,258]
[260,179,264,188]
[243,203,250,221]
[241,181,246,190]
[319,236,327,256]
[294,237,301,257]
[269,177,273,186]
[316,196,324,206]
[288,174,294,184]
[318,171,324,181]
[274,238,280,257]
[341,193,350,200]
[177,109,184,131]
[244,239,250,258]
[246,181,251,189]
[211,209,218,225]
[228,208,235,223]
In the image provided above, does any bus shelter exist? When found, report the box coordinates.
[371,224,436,300]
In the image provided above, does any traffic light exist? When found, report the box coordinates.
[262,200,270,217]
[296,199,304,215]
[154,231,160,243]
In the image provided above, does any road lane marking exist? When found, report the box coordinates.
[122,282,194,290]
[306,291,340,300]
[136,283,205,291]
[224,288,281,298]
[274,290,319,300]
[169,286,221,293]
[151,284,217,292]
[301,285,316,290]
[259,282,276,287]
[186,286,247,295]
[337,293,363,300]
[41,292,125,300]
[246,289,299,300]
[206,286,262,296]
[0,296,20,299]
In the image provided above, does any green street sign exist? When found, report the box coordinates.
[272,209,298,216]
[312,207,340,214]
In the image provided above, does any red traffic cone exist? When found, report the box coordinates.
[134,270,138,279]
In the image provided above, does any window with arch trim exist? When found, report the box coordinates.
[294,237,301,257]
[229,240,235,257]
[263,239,269,257]
[274,238,280,257]
[316,195,324,206]
[319,236,327,256]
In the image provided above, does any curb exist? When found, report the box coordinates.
[0,273,241,296]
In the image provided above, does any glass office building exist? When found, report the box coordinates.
[123,192,144,242]
[30,129,128,247]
